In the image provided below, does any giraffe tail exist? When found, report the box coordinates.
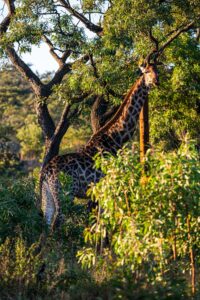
[40,172,57,228]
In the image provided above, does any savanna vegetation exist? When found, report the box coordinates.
[0,0,200,299]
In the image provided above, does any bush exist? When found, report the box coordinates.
[0,175,92,299]
[0,177,44,243]
[78,142,200,298]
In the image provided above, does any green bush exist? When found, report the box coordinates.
[78,141,200,298]
[0,175,92,299]
[0,177,44,243]
[0,237,42,298]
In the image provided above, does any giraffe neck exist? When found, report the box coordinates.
[84,76,150,155]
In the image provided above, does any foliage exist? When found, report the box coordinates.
[78,142,200,297]
[102,0,200,53]
[0,177,43,242]
[0,174,88,299]
[16,115,44,159]
[0,237,42,294]
[0,66,34,166]
[0,172,103,299]
[150,34,200,150]
[0,66,33,130]
[0,0,200,298]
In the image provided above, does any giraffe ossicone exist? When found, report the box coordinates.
[41,63,159,229]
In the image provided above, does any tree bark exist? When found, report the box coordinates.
[91,96,119,133]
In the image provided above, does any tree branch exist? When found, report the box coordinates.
[35,101,56,140]
[158,19,199,55]
[146,19,200,63]
[0,1,57,139]
[1,0,90,142]
[42,35,63,65]
[91,95,119,133]
[45,63,72,94]
[55,91,89,137]
[196,28,200,42]
[45,54,89,94]
[43,90,90,166]
[42,103,71,166]
[149,28,159,51]
[58,0,103,35]
[54,103,71,138]
[5,46,43,95]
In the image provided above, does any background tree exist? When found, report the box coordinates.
[0,66,33,169]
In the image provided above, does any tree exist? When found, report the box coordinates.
[0,66,34,168]
[0,0,199,178]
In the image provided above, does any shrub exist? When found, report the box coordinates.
[0,177,44,243]
[78,141,200,297]
[0,174,91,299]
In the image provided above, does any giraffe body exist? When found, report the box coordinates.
[41,64,159,228]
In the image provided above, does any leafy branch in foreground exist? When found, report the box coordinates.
[78,141,200,297]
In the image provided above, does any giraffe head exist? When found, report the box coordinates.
[139,63,159,87]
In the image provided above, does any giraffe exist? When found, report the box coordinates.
[41,62,159,228]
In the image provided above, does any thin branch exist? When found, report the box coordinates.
[72,92,90,103]
[58,0,103,35]
[159,19,199,55]
[107,88,123,99]
[91,95,119,133]
[52,91,90,140]
[89,53,99,78]
[196,27,200,42]
[42,35,62,65]
[61,50,72,62]
[145,28,160,64]
[146,18,200,63]
[42,34,72,65]
[149,28,159,51]
[45,54,89,94]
